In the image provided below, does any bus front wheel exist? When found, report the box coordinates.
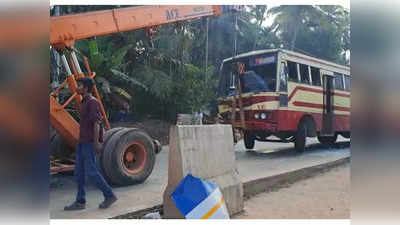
[244,132,255,149]
[318,134,338,146]
[295,121,307,153]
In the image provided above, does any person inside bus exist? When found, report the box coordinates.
[240,70,270,93]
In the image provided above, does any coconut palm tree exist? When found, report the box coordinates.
[269,5,326,50]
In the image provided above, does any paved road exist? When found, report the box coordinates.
[50,136,350,219]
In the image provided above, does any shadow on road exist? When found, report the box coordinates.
[239,141,350,159]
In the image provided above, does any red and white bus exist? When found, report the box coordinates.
[217,49,350,152]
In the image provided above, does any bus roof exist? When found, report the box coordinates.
[222,48,350,72]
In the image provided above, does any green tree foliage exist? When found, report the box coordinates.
[50,5,350,122]
[268,5,350,63]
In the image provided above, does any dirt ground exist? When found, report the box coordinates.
[234,163,350,219]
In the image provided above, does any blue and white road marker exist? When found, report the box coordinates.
[171,174,230,219]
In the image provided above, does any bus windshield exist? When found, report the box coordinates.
[218,53,277,97]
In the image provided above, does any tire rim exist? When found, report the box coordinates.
[121,141,147,174]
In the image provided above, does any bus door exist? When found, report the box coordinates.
[321,72,334,135]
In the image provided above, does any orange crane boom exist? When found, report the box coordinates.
[51,5,222,49]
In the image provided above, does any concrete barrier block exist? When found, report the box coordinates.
[163,125,243,218]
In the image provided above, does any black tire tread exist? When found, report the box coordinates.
[318,134,338,146]
[295,121,307,153]
[102,128,156,186]
[97,127,125,180]
[244,132,255,149]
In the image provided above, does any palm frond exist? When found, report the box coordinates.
[110,86,132,100]
[110,69,148,91]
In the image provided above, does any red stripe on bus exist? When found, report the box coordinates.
[221,96,278,108]
[288,86,323,102]
[333,106,351,112]
[292,101,350,112]
[332,92,351,98]
[252,96,279,103]
[288,86,350,102]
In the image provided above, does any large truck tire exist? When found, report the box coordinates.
[50,133,73,158]
[96,127,125,179]
[101,128,156,186]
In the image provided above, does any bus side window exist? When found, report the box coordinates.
[287,61,298,82]
[279,62,288,91]
[344,75,351,91]
[334,72,344,90]
[311,66,321,86]
[299,63,310,84]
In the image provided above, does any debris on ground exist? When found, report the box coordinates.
[141,212,161,219]
[111,205,163,219]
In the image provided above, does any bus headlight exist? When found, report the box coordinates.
[260,113,267,120]
[254,113,260,119]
